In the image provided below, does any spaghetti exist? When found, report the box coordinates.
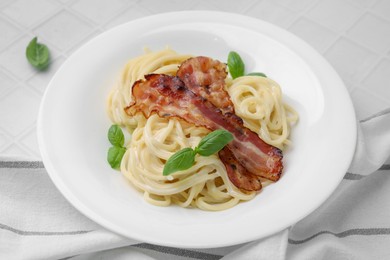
[107,48,297,211]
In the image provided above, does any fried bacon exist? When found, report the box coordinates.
[125,74,283,190]
[218,147,262,191]
[177,56,235,115]
[179,57,261,191]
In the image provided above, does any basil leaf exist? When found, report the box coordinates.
[227,51,245,79]
[196,129,233,156]
[107,146,126,169]
[26,37,50,70]
[108,125,125,147]
[163,148,196,176]
[247,72,267,78]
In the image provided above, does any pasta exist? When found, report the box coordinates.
[107,48,298,211]
[227,76,298,150]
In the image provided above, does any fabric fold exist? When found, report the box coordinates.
[222,230,288,260]
[348,112,390,175]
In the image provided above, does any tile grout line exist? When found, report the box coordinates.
[314,7,389,89]
[283,0,321,30]
[279,1,377,92]
[87,0,142,30]
[63,0,149,42]
[13,124,42,158]
[1,3,64,37]
[305,5,390,59]
[32,5,100,57]
[365,9,390,57]
[0,142,37,159]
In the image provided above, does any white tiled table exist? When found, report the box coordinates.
[1,0,390,159]
[1,1,390,259]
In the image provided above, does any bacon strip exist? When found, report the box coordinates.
[125,74,283,185]
[178,56,262,190]
[218,147,262,191]
[177,56,234,115]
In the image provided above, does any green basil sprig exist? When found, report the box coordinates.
[26,37,50,70]
[107,125,126,169]
[227,51,245,79]
[163,129,233,176]
[163,148,196,176]
[195,129,234,156]
[107,146,126,169]
[227,51,267,78]
[108,124,125,147]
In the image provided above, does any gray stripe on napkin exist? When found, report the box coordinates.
[344,164,390,180]
[58,257,78,260]
[343,173,365,180]
[0,161,44,168]
[360,107,390,123]
[0,223,92,236]
[380,164,390,170]
[288,228,390,245]
[133,243,222,260]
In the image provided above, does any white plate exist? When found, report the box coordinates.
[38,11,357,248]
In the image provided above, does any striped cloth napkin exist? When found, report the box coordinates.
[1,109,389,260]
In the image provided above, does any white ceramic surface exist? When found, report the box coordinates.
[37,11,356,248]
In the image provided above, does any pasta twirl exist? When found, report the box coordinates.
[227,76,298,150]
